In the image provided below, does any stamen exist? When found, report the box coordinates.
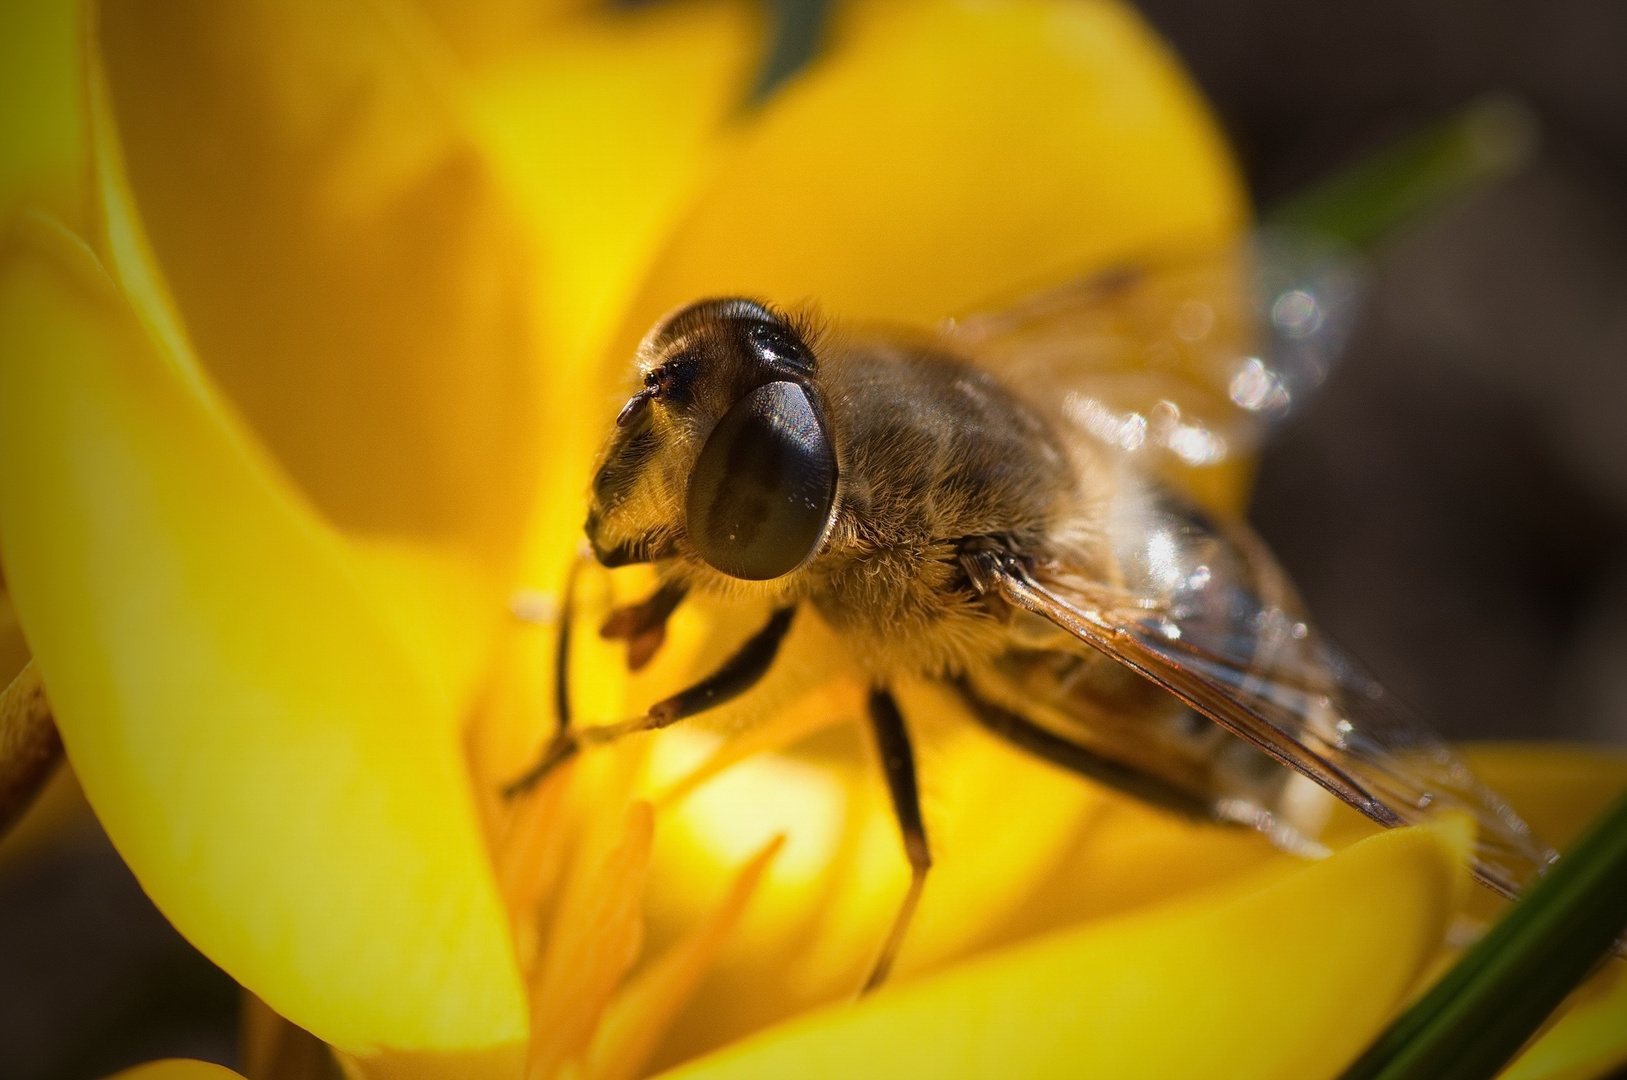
[497,762,576,975]
[586,836,785,1080]
[527,800,655,1080]
[656,680,864,809]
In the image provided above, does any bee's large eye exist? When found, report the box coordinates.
[686,381,838,581]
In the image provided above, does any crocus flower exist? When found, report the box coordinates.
[1,2,1624,1079]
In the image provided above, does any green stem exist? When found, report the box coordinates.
[1337,786,1627,1080]
[1267,95,1536,250]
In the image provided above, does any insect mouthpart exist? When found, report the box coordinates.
[615,388,653,427]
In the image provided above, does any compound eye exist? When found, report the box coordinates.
[686,381,838,581]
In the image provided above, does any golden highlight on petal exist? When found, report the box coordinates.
[0,215,524,1054]
[467,0,759,376]
[96,0,542,564]
[463,0,762,582]
[656,821,1469,1080]
[1502,960,1627,1080]
[1461,745,1627,849]
[414,0,601,67]
[617,0,1245,364]
[587,835,783,1080]
[528,800,654,1080]
[105,1061,247,1080]
[634,691,1291,1070]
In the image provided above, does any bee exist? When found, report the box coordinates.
[507,240,1556,990]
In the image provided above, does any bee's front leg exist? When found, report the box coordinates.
[501,553,587,798]
[862,685,932,995]
[503,605,797,798]
[599,579,689,671]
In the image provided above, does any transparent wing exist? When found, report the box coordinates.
[962,493,1557,901]
[942,228,1364,475]
[944,227,1554,899]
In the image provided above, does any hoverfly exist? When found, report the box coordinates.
[507,231,1556,990]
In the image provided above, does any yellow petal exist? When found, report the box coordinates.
[467,0,758,375]
[414,0,606,67]
[0,215,524,1055]
[1462,744,1627,1080]
[1459,744,1627,849]
[588,836,785,1080]
[636,686,1288,1069]
[617,0,1244,366]
[462,0,761,579]
[1502,959,1627,1080]
[82,36,495,712]
[96,0,541,567]
[0,0,87,231]
[655,820,1468,1080]
[105,1062,246,1080]
[528,800,655,1080]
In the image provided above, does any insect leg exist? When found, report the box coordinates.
[948,676,1215,821]
[502,606,797,797]
[599,580,690,672]
[551,557,587,735]
[500,556,587,799]
[861,685,932,995]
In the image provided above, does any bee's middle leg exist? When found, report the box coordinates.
[862,685,932,995]
[948,676,1212,821]
[503,605,797,797]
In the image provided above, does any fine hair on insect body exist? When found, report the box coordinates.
[506,250,1567,991]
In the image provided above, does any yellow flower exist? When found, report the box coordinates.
[1,2,1624,1080]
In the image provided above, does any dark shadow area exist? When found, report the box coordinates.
[1139,0,1627,743]
[0,810,239,1079]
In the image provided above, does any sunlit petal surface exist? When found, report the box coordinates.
[1461,745,1627,849]
[96,0,542,571]
[653,820,1467,1080]
[0,216,525,1056]
[462,0,761,578]
[106,1061,246,1080]
[80,3,512,714]
[414,0,605,64]
[617,0,1245,357]
[1464,746,1627,1080]
[634,687,1295,1069]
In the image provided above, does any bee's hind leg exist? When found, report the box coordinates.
[600,580,689,671]
[503,605,798,797]
[948,676,1215,822]
[862,685,932,995]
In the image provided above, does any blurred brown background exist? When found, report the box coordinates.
[1135,0,1627,746]
[4,0,1626,1076]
